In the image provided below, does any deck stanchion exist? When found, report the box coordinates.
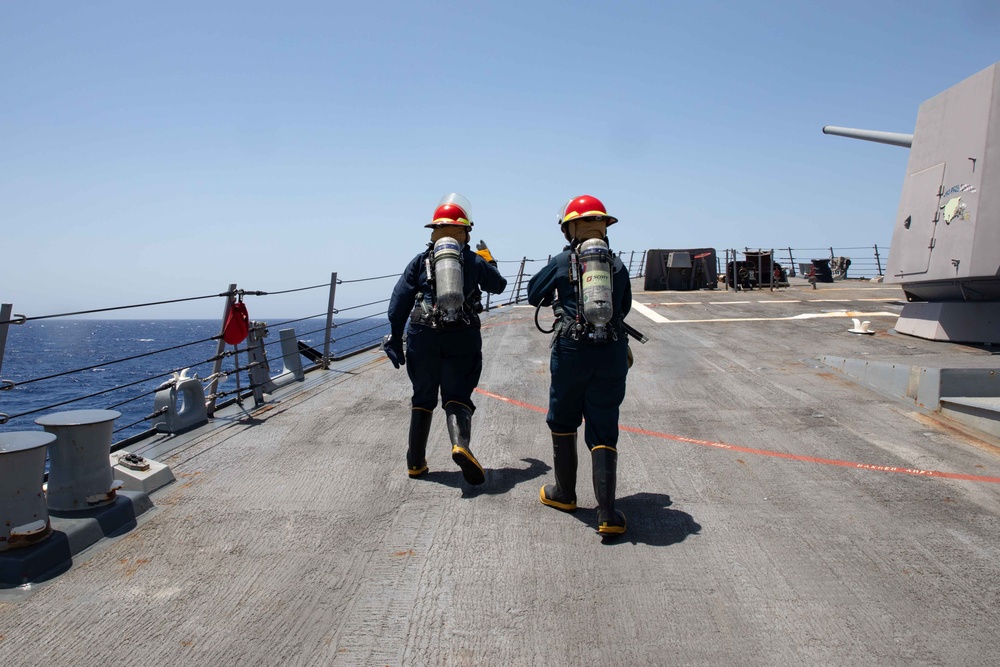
[0,303,12,378]
[324,272,338,368]
[874,244,883,275]
[207,284,237,417]
[513,257,527,304]
[787,247,796,277]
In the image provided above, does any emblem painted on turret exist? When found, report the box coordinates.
[941,184,976,224]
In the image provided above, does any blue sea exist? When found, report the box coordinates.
[0,318,389,442]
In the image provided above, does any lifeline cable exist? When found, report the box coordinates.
[1,350,240,421]
[335,297,390,312]
[10,335,221,387]
[0,293,230,325]
[338,273,401,283]
[253,282,330,295]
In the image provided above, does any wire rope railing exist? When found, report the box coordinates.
[8,335,221,389]
[714,244,890,290]
[0,292,233,326]
[0,275,385,438]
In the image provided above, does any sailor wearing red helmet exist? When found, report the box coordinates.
[385,194,507,485]
[527,195,632,536]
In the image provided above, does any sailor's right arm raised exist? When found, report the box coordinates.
[476,254,508,295]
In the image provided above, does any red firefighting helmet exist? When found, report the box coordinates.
[558,194,618,228]
[426,193,474,229]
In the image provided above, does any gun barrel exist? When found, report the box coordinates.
[822,125,913,148]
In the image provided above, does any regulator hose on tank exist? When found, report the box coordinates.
[534,302,554,334]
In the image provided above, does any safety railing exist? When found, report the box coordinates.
[716,244,889,291]
[0,271,400,446]
[770,245,888,279]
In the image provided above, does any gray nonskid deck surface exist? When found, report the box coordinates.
[2,280,1000,666]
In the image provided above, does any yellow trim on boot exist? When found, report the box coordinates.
[452,446,485,484]
[408,463,428,478]
[591,445,617,453]
[539,485,577,512]
[598,514,627,535]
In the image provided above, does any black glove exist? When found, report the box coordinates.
[382,332,405,369]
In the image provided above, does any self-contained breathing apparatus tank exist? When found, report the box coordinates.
[578,238,614,342]
[431,237,465,324]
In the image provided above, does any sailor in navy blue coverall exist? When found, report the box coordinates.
[385,195,507,485]
[527,194,631,536]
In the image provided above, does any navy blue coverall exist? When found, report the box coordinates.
[527,249,632,448]
[388,244,507,412]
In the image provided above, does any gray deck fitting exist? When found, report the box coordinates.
[821,356,920,403]
[940,397,1000,438]
[0,490,153,588]
[822,355,1000,433]
[112,453,176,495]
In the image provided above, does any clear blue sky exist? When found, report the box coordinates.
[2,1,998,318]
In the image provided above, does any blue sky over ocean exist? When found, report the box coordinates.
[2,1,998,318]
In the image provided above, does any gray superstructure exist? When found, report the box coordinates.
[826,61,1000,343]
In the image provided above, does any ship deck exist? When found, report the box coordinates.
[3,278,1000,666]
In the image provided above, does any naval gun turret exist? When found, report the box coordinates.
[825,61,1000,344]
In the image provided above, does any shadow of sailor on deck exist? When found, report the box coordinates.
[569,492,702,546]
[419,457,550,497]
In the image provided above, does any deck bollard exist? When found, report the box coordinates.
[35,409,124,512]
[0,431,56,551]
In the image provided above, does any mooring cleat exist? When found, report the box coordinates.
[452,446,485,485]
[597,510,627,536]
[408,462,428,478]
[539,485,577,512]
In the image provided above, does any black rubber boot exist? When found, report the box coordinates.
[540,432,577,512]
[446,402,485,485]
[592,446,626,535]
[407,408,433,478]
